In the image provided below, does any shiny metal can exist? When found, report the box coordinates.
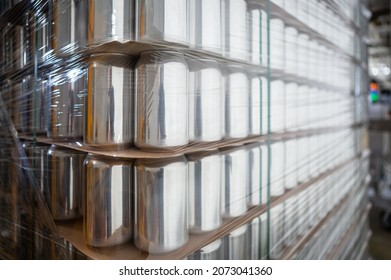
[9,79,23,131]
[135,51,188,150]
[134,156,188,254]
[187,58,222,142]
[270,204,284,259]
[247,0,262,64]
[48,68,86,140]
[246,143,265,207]
[248,73,262,136]
[222,65,249,139]
[136,0,188,46]
[221,0,248,61]
[187,150,221,234]
[222,224,248,260]
[24,75,50,135]
[187,239,222,260]
[88,0,135,46]
[47,145,86,220]
[84,155,133,247]
[22,142,51,197]
[34,9,51,62]
[220,146,248,218]
[270,141,284,197]
[189,0,221,54]
[53,0,87,54]
[85,54,134,149]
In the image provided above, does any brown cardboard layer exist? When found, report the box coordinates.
[19,125,359,159]
[280,176,370,260]
[56,152,368,260]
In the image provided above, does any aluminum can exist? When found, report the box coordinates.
[88,0,135,46]
[220,146,248,218]
[222,65,249,139]
[136,0,188,46]
[47,145,86,220]
[135,51,188,149]
[84,155,133,247]
[248,73,262,136]
[246,143,264,207]
[270,141,284,197]
[247,0,262,64]
[48,68,86,140]
[22,142,50,197]
[222,224,248,260]
[53,0,87,54]
[284,138,298,190]
[270,204,284,259]
[25,75,50,135]
[85,54,134,149]
[134,156,188,254]
[189,0,221,54]
[221,0,248,61]
[270,18,285,70]
[187,150,221,233]
[187,239,222,260]
[35,8,52,63]
[187,58,222,142]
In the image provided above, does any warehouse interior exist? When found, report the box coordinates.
[0,0,390,260]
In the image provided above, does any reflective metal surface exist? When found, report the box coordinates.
[187,58,222,142]
[220,146,248,218]
[247,0,262,64]
[270,204,284,259]
[187,150,221,234]
[84,155,133,247]
[270,141,284,197]
[189,0,221,53]
[246,143,264,207]
[54,0,87,54]
[222,224,248,260]
[248,73,262,136]
[222,65,249,139]
[47,145,86,220]
[88,0,135,46]
[187,239,222,260]
[221,0,248,61]
[134,156,188,254]
[85,54,134,149]
[48,68,86,140]
[135,51,188,149]
[136,0,188,46]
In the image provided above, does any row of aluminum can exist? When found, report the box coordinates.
[1,0,267,72]
[21,143,270,254]
[1,51,265,149]
[187,215,268,260]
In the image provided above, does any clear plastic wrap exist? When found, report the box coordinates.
[0,0,370,260]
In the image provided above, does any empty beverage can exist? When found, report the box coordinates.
[247,0,262,65]
[84,155,133,247]
[85,54,135,149]
[88,0,135,46]
[187,150,221,233]
[187,58,222,142]
[222,224,248,260]
[135,51,188,150]
[189,0,221,54]
[134,156,188,254]
[246,143,265,207]
[47,145,86,220]
[48,67,86,140]
[248,73,262,136]
[136,0,188,46]
[220,146,248,218]
[53,0,87,54]
[187,239,222,260]
[221,0,248,61]
[222,65,249,139]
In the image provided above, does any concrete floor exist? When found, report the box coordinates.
[368,206,391,259]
